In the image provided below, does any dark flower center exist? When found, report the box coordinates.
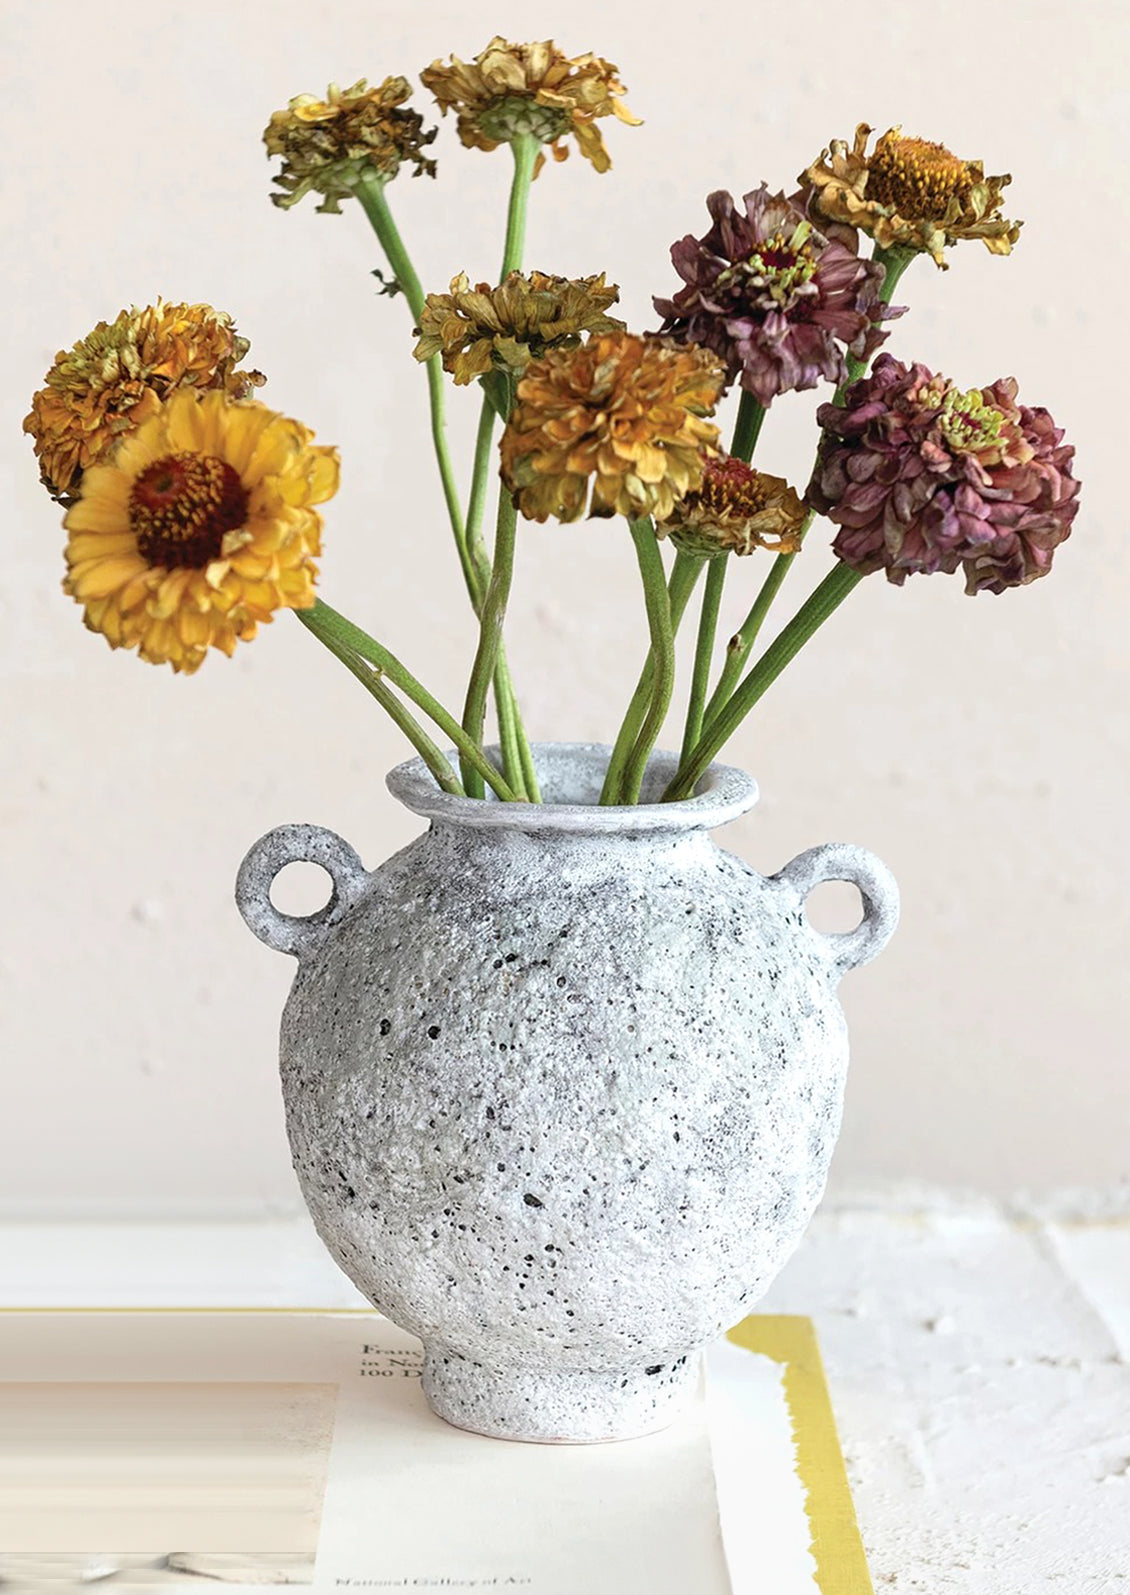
[867,134,974,219]
[716,222,818,307]
[129,451,248,568]
[695,457,775,518]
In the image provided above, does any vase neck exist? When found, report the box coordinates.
[386,743,758,840]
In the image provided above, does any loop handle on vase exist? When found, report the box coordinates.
[772,843,899,979]
[235,824,368,958]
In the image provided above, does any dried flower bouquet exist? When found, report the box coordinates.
[26,37,1080,806]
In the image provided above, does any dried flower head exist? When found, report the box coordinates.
[500,332,724,523]
[264,77,437,212]
[810,354,1078,593]
[61,389,338,672]
[414,270,624,385]
[658,456,806,558]
[654,187,899,407]
[799,125,1021,269]
[24,301,265,503]
[420,37,640,173]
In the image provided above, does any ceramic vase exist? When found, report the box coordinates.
[236,743,898,1442]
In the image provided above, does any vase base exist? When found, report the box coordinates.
[420,1347,700,1443]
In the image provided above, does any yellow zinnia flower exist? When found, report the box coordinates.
[414,270,624,385]
[420,37,640,173]
[800,124,1021,269]
[62,390,339,674]
[500,333,724,524]
[657,457,807,558]
[24,301,264,502]
[264,77,437,213]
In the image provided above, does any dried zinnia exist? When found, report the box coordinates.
[414,270,624,384]
[264,77,437,212]
[500,332,724,523]
[799,125,1021,269]
[62,389,339,672]
[419,37,639,173]
[654,187,898,408]
[810,353,1079,594]
[24,301,264,503]
[657,456,806,558]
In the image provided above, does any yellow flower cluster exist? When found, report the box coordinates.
[800,125,1021,268]
[24,301,263,501]
[420,36,639,173]
[414,271,624,384]
[658,457,807,558]
[264,77,437,211]
[500,333,724,523]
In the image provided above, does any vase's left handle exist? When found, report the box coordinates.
[236,824,368,958]
[772,842,899,980]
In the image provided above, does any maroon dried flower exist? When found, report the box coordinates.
[653,186,900,406]
[810,354,1079,594]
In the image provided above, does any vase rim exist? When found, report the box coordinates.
[386,742,758,835]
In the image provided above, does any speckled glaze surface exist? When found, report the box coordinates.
[236,744,898,1442]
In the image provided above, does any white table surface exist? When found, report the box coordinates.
[4,1185,1129,1594]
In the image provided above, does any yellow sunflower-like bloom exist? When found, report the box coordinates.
[62,390,339,674]
[420,37,640,173]
[800,124,1021,269]
[657,456,807,558]
[500,333,724,523]
[264,77,437,212]
[414,270,624,384]
[24,301,264,502]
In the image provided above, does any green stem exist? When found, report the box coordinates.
[500,135,539,278]
[701,514,813,727]
[494,661,525,797]
[298,616,464,797]
[663,565,864,802]
[356,172,537,801]
[515,713,540,802]
[730,391,767,463]
[466,381,540,801]
[685,391,769,736]
[461,495,519,799]
[681,556,728,765]
[619,520,678,806]
[834,243,917,401]
[354,171,474,603]
[599,549,704,804]
[298,601,515,802]
[460,137,542,799]
[465,398,497,607]
[354,170,426,320]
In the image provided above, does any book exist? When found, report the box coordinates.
[0,1309,871,1594]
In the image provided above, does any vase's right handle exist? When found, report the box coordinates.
[772,843,899,980]
[236,824,368,958]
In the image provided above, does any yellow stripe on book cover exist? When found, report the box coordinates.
[729,1314,874,1595]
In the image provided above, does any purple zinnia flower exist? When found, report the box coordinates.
[810,354,1080,594]
[653,186,900,406]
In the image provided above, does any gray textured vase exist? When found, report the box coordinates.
[236,743,898,1443]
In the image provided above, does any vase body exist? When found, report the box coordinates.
[236,744,897,1442]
